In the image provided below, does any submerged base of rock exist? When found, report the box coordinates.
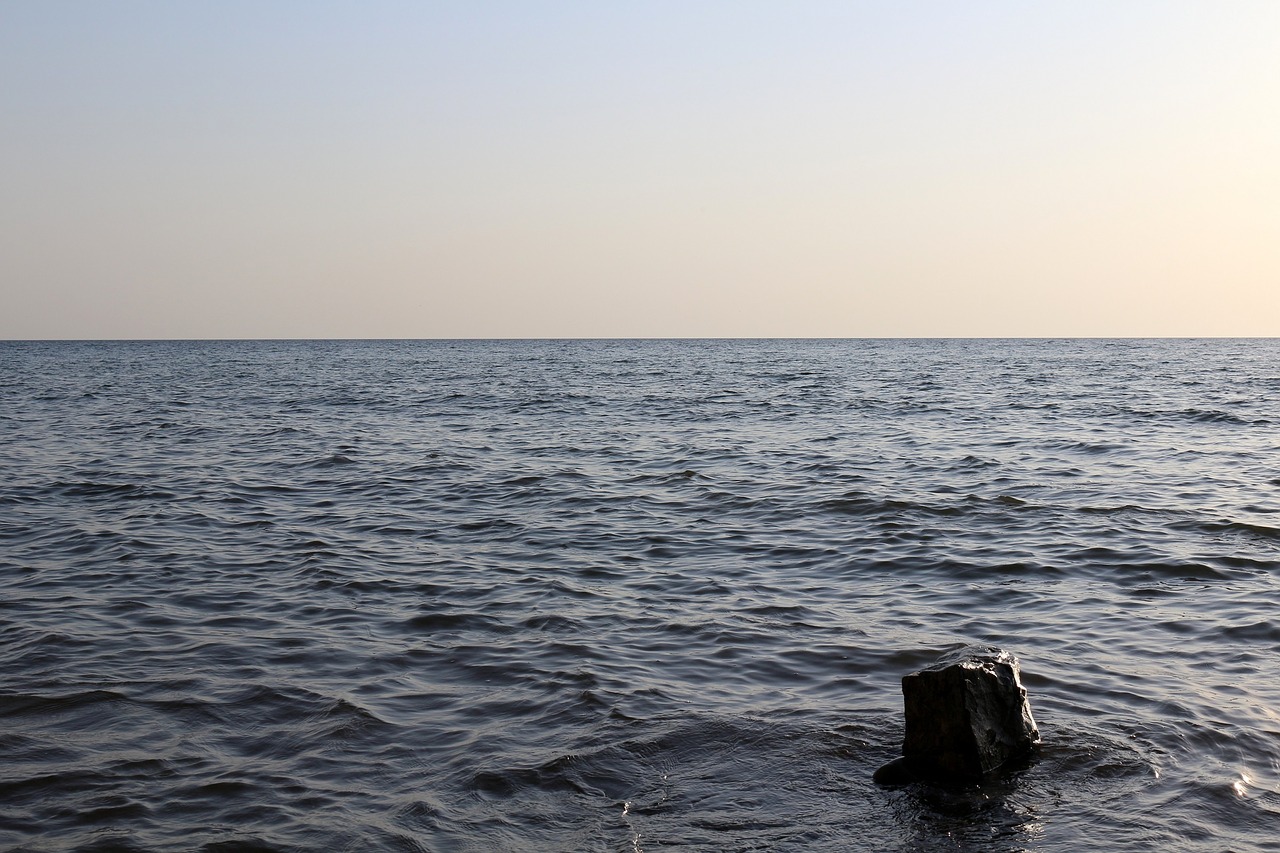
[876,645,1040,786]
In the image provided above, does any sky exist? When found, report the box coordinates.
[1,1,1277,339]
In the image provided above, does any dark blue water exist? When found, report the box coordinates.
[2,339,1279,852]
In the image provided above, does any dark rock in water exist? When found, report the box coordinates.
[871,755,917,786]
[876,645,1040,786]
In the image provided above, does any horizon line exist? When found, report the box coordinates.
[3,335,1276,343]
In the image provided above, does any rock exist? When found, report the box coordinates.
[876,645,1040,786]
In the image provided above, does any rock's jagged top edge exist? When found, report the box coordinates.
[915,644,1022,674]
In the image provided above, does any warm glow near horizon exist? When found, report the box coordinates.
[1,1,1277,339]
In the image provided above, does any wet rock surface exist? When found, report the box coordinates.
[877,645,1040,786]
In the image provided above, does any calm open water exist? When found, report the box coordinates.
[2,338,1279,852]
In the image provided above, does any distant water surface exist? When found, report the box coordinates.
[2,338,1279,852]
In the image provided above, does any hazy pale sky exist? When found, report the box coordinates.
[1,1,1276,338]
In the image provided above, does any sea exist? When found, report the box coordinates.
[2,338,1279,853]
